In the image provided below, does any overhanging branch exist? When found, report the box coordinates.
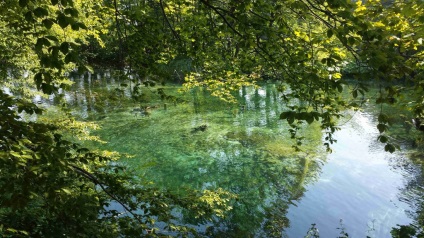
[199,0,243,37]
[159,0,181,40]
[69,164,144,224]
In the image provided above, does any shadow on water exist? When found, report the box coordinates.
[59,72,421,237]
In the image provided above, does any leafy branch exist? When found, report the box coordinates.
[69,164,145,224]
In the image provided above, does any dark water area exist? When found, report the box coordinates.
[52,72,423,237]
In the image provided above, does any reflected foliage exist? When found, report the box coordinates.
[75,82,325,236]
[361,88,424,237]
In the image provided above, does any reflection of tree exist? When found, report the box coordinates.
[157,86,324,236]
[194,147,322,237]
[81,83,325,237]
[392,154,424,237]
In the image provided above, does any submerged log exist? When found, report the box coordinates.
[191,124,208,133]
[132,106,152,117]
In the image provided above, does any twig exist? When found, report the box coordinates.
[69,164,144,224]
[113,0,125,65]
[199,0,243,37]
[159,0,181,40]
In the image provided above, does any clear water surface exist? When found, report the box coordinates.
[62,74,415,237]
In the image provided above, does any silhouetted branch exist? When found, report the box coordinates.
[70,164,144,224]
[159,0,181,40]
[199,0,243,37]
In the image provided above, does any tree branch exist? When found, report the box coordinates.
[305,0,343,24]
[69,164,144,224]
[199,0,243,37]
[113,0,125,66]
[249,10,273,22]
[159,0,181,40]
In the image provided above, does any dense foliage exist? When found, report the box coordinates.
[95,0,424,152]
[1,0,424,237]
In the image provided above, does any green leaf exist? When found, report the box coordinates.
[279,111,291,120]
[305,114,314,124]
[33,7,49,18]
[327,29,333,38]
[42,19,54,29]
[59,42,69,54]
[297,112,307,120]
[35,38,51,52]
[71,22,87,31]
[77,148,90,153]
[336,84,343,93]
[41,83,56,94]
[24,11,33,22]
[6,228,18,233]
[19,0,29,8]
[64,8,79,17]
[61,0,68,7]
[287,114,295,124]
[377,123,387,133]
[64,52,77,63]
[84,65,94,73]
[378,113,388,123]
[378,135,388,143]
[51,0,59,5]
[71,23,80,30]
[78,22,87,30]
[43,72,52,83]
[352,89,358,98]
[384,144,396,153]
[34,73,43,86]
[348,37,355,45]
[10,151,22,158]
[35,40,43,51]
[57,13,70,28]
[21,154,33,160]
[45,35,59,42]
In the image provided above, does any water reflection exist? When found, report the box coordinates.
[286,111,412,237]
[64,72,417,237]
[66,77,323,236]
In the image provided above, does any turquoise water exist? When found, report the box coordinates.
[65,76,415,237]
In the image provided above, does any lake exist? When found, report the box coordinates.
[60,73,418,237]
